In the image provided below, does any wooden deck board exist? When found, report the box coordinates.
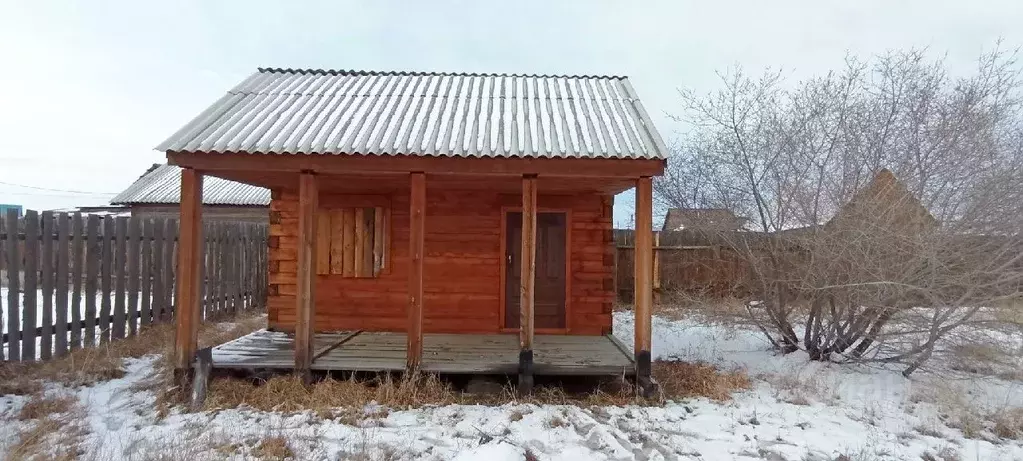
[211,331,634,376]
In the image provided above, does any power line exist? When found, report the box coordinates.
[0,190,116,198]
[0,180,119,196]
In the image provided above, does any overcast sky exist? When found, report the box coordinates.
[1,0,1020,225]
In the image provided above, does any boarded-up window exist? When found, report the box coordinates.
[316,206,389,277]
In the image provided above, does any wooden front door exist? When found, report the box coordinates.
[505,211,567,329]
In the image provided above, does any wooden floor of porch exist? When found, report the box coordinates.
[211,330,636,376]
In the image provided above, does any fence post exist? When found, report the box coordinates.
[4,209,19,361]
[22,210,39,361]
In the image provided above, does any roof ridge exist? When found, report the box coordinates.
[255,68,628,80]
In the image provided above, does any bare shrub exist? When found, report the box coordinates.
[656,45,1023,375]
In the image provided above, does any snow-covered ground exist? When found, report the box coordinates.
[2,312,1022,460]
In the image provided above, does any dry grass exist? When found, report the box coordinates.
[653,360,751,401]
[0,312,266,398]
[760,368,839,406]
[252,436,294,460]
[200,359,750,415]
[17,393,77,421]
[5,395,87,461]
[991,408,1023,439]
[206,373,472,413]
[0,324,173,396]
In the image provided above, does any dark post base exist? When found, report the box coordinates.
[173,367,194,392]
[635,350,659,399]
[296,367,313,386]
[189,347,213,410]
[518,349,534,395]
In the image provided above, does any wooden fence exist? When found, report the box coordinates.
[615,229,750,301]
[0,210,268,362]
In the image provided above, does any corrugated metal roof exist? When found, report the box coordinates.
[157,69,668,159]
[111,164,270,206]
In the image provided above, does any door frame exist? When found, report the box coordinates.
[498,206,573,334]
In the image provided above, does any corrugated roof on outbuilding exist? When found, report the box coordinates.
[157,69,668,160]
[111,164,270,206]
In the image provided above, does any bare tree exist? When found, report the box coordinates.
[657,46,1023,375]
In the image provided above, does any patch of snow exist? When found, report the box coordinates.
[0,313,1021,460]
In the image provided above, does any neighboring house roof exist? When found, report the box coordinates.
[111,164,270,206]
[157,69,668,160]
[826,169,936,231]
[662,208,745,231]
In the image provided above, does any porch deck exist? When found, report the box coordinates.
[212,330,635,376]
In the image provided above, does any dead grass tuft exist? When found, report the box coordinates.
[992,408,1023,440]
[5,397,87,461]
[206,372,464,412]
[17,393,77,421]
[201,360,750,413]
[0,325,171,395]
[0,312,266,399]
[654,360,751,401]
[252,436,294,460]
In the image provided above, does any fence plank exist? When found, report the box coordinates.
[140,219,153,327]
[228,224,239,315]
[163,219,177,322]
[40,212,54,360]
[54,213,70,357]
[205,222,216,319]
[22,209,38,361]
[112,217,128,340]
[70,213,84,351]
[127,218,140,336]
[259,225,268,309]
[151,219,165,324]
[243,224,252,310]
[5,209,20,361]
[84,215,100,347]
[214,224,224,317]
[99,216,114,343]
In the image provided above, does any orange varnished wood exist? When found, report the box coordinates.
[173,168,203,373]
[407,173,426,369]
[519,176,537,349]
[315,210,331,275]
[266,184,614,336]
[634,177,653,353]
[294,173,318,374]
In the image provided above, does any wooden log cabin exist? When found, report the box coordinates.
[160,69,666,395]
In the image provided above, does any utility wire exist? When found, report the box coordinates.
[0,180,119,195]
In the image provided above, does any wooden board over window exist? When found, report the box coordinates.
[317,206,389,277]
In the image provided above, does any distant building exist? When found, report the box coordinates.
[110,164,269,223]
[0,204,23,217]
[661,208,746,232]
[826,169,936,233]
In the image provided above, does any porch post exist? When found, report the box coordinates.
[173,167,203,389]
[407,172,426,370]
[634,176,658,397]
[295,171,318,383]
[518,174,537,394]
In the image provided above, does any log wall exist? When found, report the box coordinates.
[267,188,615,335]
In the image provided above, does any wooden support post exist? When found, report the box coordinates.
[653,231,661,303]
[407,172,426,371]
[634,176,658,398]
[295,171,318,383]
[173,168,204,389]
[518,174,538,394]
